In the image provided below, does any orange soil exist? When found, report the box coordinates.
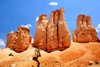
[0,41,100,67]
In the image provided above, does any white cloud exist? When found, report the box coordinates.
[24,24,32,28]
[96,24,100,32]
[0,39,5,46]
[36,16,39,21]
[49,2,58,6]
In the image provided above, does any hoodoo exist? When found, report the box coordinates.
[6,31,19,48]
[58,8,71,50]
[6,25,32,52]
[34,8,71,52]
[34,14,48,50]
[72,14,99,43]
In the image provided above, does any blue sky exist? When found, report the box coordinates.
[0,0,100,48]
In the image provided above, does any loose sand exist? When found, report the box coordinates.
[0,41,100,67]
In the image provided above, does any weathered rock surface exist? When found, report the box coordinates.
[72,14,98,43]
[58,8,71,50]
[14,26,31,52]
[34,8,71,52]
[6,25,32,52]
[6,31,19,48]
[47,10,59,52]
[34,14,48,50]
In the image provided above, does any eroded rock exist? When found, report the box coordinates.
[47,11,59,52]
[58,8,71,50]
[6,25,32,52]
[72,14,98,43]
[34,8,71,52]
[34,14,48,50]
[14,26,30,52]
[6,31,19,48]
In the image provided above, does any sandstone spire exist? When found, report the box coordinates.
[34,14,48,50]
[58,8,71,50]
[47,11,59,52]
[72,14,98,42]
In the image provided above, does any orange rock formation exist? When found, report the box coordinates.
[6,25,32,52]
[58,8,71,50]
[72,14,99,43]
[6,31,19,48]
[34,14,48,50]
[34,8,71,52]
[47,11,59,52]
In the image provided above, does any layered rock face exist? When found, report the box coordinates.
[34,14,48,50]
[72,14,98,43]
[34,8,71,52]
[6,25,32,52]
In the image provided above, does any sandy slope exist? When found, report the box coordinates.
[0,41,100,67]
